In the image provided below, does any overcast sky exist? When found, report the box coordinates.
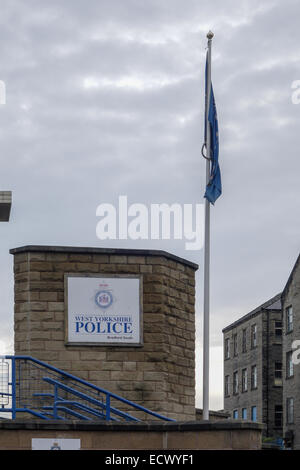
[0,0,300,410]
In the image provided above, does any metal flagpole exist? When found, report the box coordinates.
[202,30,214,421]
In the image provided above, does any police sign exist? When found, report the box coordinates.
[65,274,142,346]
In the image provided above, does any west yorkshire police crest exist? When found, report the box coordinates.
[95,290,113,309]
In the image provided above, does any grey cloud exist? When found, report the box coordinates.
[0,0,300,411]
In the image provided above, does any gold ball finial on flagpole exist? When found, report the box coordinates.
[207,31,214,39]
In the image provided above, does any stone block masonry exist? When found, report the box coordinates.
[0,420,263,450]
[10,246,198,421]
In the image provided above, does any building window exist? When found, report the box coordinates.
[242,368,248,392]
[275,321,282,337]
[286,306,293,333]
[274,405,283,428]
[287,398,294,424]
[225,375,230,397]
[233,333,238,357]
[225,338,230,359]
[233,410,238,420]
[242,408,247,420]
[251,406,257,422]
[251,365,257,390]
[233,371,238,395]
[274,362,282,386]
[286,351,294,378]
[251,324,257,348]
[242,329,247,353]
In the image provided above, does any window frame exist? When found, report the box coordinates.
[287,397,294,425]
[233,371,238,395]
[242,368,248,393]
[242,328,247,353]
[274,405,283,428]
[274,320,282,337]
[274,361,282,386]
[251,324,257,349]
[225,375,230,397]
[286,351,294,379]
[225,337,230,359]
[251,406,257,422]
[286,306,293,334]
[251,364,257,390]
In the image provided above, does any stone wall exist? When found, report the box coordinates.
[261,309,283,438]
[223,297,283,438]
[11,245,198,421]
[0,420,263,450]
[195,408,229,421]
[282,256,300,449]
[223,313,264,424]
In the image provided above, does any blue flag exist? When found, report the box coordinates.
[204,55,222,204]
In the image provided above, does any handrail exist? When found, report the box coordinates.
[1,355,175,422]
[5,356,173,420]
[42,377,140,421]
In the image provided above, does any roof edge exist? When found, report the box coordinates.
[222,292,282,333]
[282,253,300,300]
[9,245,199,270]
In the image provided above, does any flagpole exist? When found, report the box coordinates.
[203,30,213,421]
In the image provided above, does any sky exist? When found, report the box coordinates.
[0,0,300,411]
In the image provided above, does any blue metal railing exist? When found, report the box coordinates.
[0,356,174,422]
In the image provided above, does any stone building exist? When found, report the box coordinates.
[223,293,283,438]
[10,244,198,421]
[281,253,300,449]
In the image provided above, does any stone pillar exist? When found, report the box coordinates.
[11,245,198,421]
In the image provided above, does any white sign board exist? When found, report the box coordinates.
[32,438,81,450]
[66,275,142,346]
